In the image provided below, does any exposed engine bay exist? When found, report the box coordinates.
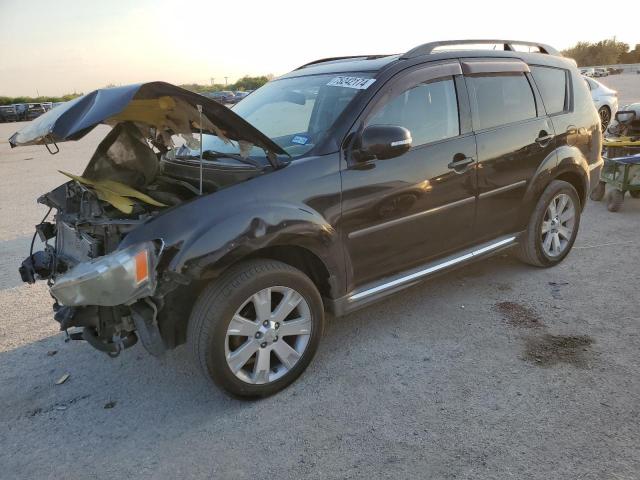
[21,121,262,281]
[12,82,284,357]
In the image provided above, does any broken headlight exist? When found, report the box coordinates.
[50,242,157,307]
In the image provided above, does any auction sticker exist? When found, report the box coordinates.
[327,76,376,90]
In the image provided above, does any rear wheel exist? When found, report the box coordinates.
[517,180,581,267]
[187,259,324,398]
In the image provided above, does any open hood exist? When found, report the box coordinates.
[8,81,287,158]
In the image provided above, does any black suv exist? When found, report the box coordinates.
[13,40,602,397]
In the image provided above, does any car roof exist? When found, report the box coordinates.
[280,55,400,78]
[280,40,574,80]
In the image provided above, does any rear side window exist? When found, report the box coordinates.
[530,66,569,114]
[367,78,459,147]
[466,73,537,131]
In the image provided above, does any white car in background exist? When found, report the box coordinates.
[583,76,618,131]
[580,68,595,77]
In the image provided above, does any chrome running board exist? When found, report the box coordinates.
[327,234,518,316]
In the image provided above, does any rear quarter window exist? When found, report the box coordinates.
[530,66,569,115]
[466,73,537,131]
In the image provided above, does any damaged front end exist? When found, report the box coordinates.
[20,180,169,357]
[13,81,286,357]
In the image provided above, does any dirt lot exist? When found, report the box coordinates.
[1,77,639,479]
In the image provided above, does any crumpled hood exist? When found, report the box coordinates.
[8,81,286,157]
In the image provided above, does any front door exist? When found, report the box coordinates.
[340,63,478,290]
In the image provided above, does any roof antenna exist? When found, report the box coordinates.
[197,104,204,195]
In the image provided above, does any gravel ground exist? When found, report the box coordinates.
[598,73,640,106]
[1,79,639,480]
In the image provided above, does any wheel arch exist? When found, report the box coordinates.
[554,170,587,208]
[236,244,333,299]
[517,147,589,230]
[158,242,337,350]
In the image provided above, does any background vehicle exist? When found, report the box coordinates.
[24,103,47,120]
[580,67,595,77]
[592,108,640,211]
[233,90,252,102]
[584,76,619,130]
[12,39,601,398]
[593,67,608,77]
[0,105,19,122]
[204,90,236,104]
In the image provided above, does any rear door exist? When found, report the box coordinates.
[530,64,596,162]
[463,59,557,240]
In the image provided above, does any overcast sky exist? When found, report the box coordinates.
[0,0,638,96]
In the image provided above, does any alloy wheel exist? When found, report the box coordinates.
[599,107,611,132]
[224,286,312,385]
[540,193,575,257]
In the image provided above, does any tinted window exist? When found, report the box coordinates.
[367,78,459,147]
[531,66,568,114]
[466,73,536,130]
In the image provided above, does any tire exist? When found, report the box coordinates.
[187,259,324,398]
[598,106,611,132]
[516,180,581,267]
[629,190,640,199]
[589,181,606,202]
[606,189,624,212]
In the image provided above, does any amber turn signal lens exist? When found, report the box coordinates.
[134,250,149,283]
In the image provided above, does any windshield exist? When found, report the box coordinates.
[168,72,374,162]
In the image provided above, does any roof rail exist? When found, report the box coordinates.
[295,55,393,70]
[401,40,560,59]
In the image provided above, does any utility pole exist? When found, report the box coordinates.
[224,77,228,86]
[210,77,214,86]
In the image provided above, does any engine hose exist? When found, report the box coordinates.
[82,327,137,355]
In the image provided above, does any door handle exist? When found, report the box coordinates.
[448,153,475,173]
[535,132,554,146]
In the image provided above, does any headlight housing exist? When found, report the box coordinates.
[51,241,157,307]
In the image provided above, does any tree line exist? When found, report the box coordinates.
[0,93,81,106]
[0,75,273,106]
[562,39,640,67]
[180,75,273,94]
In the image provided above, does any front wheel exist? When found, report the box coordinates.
[187,259,324,398]
[517,180,581,267]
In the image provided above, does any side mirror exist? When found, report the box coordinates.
[355,125,412,161]
[615,111,636,124]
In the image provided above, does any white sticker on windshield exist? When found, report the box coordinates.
[326,76,376,90]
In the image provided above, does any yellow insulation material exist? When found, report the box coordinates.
[59,171,166,214]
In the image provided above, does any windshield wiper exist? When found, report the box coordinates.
[175,150,263,169]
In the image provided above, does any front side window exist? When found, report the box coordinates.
[366,78,459,147]
[466,73,537,131]
[531,66,569,114]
